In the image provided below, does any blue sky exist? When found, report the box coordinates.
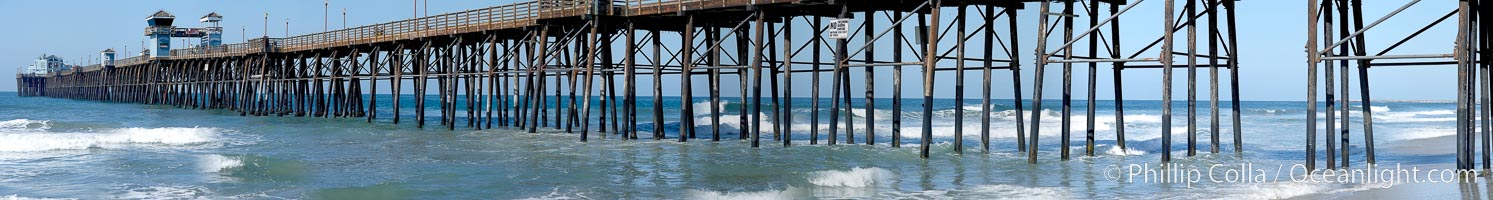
[0,0,1465,101]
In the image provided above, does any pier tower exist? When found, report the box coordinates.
[145,10,175,57]
[145,10,225,57]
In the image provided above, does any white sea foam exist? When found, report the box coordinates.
[518,187,592,200]
[1239,182,1324,200]
[0,127,222,152]
[723,107,1172,140]
[678,105,1179,142]
[686,188,797,200]
[1210,181,1380,200]
[848,108,895,120]
[197,154,243,173]
[963,184,1066,200]
[1391,127,1455,141]
[1248,108,1294,115]
[0,195,75,200]
[1123,114,1164,123]
[1339,106,1455,123]
[0,119,49,130]
[693,113,776,132]
[881,184,1066,200]
[897,109,1162,139]
[1372,109,1456,123]
[1370,106,1390,113]
[807,167,894,187]
[114,185,211,200]
[929,105,991,118]
[691,101,731,116]
[1103,145,1147,156]
[0,167,41,183]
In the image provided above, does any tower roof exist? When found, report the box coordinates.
[147,10,176,27]
[149,10,175,19]
[201,12,220,22]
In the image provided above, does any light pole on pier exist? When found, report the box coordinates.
[263,13,268,38]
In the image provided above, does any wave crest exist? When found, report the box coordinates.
[1103,145,1147,156]
[807,167,894,187]
[0,127,224,152]
[0,119,50,130]
[198,154,244,173]
[686,188,797,200]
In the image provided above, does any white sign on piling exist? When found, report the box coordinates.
[826,18,851,39]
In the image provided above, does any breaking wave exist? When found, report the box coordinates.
[686,188,798,200]
[0,120,227,152]
[807,167,895,187]
[198,154,244,173]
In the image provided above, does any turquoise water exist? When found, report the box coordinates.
[0,91,1481,199]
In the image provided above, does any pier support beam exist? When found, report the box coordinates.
[920,0,942,158]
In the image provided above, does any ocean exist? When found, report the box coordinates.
[0,91,1483,199]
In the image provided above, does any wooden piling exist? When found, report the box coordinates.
[1109,2,1127,152]
[864,10,877,146]
[1162,0,1176,163]
[1456,0,1473,171]
[812,16,822,145]
[1323,0,1336,169]
[767,21,782,142]
[1086,0,1099,157]
[1009,8,1027,152]
[393,49,404,124]
[417,47,430,129]
[580,20,600,142]
[1476,0,1490,171]
[921,0,941,158]
[604,30,621,139]
[737,27,751,141]
[528,26,548,133]
[1061,0,1073,160]
[1306,0,1320,171]
[709,26,722,142]
[1187,0,1199,158]
[954,5,967,154]
[652,29,665,140]
[1208,0,1221,155]
[625,22,639,140]
[751,10,766,147]
[1335,0,1351,166]
[980,6,993,153]
[1030,0,1050,163]
[681,15,696,142]
[368,48,380,123]
[829,5,850,146]
[783,17,795,147]
[892,12,904,148]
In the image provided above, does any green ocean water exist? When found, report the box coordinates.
[0,92,1480,199]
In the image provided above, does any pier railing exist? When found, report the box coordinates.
[157,0,598,56]
[35,0,804,72]
[100,0,817,60]
[169,42,253,59]
[278,1,559,52]
[621,0,795,16]
[115,55,150,67]
[59,54,155,73]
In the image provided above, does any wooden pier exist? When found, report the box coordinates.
[15,0,1254,163]
[1302,0,1488,173]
